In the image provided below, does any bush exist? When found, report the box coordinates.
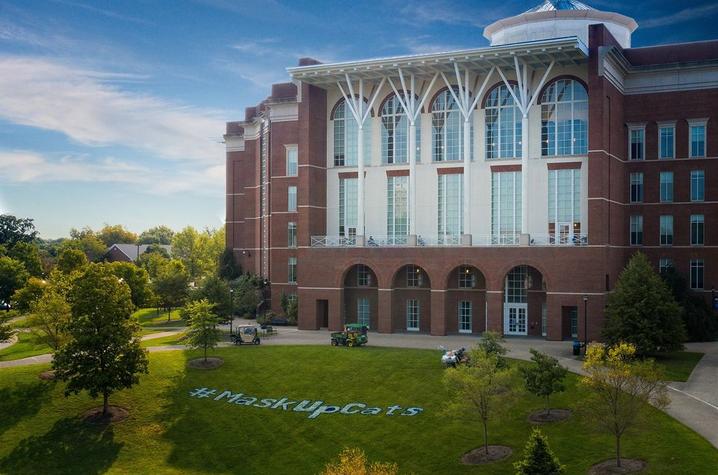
[514,429,564,475]
[478,330,508,368]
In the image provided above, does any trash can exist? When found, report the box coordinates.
[572,340,581,356]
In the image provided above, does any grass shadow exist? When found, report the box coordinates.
[0,381,53,436]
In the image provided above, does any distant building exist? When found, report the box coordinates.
[105,244,172,263]
[225,0,717,339]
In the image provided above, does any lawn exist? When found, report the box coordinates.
[0,332,50,362]
[134,307,186,328]
[651,351,705,382]
[140,333,185,348]
[0,346,716,475]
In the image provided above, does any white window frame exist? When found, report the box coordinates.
[548,168,581,239]
[628,125,646,161]
[540,79,588,157]
[431,87,471,162]
[688,119,708,158]
[381,92,419,164]
[285,144,298,176]
[437,173,463,243]
[659,215,673,246]
[458,266,475,289]
[288,222,297,248]
[659,258,673,274]
[387,175,409,241]
[357,297,370,328]
[485,84,522,160]
[630,215,643,246]
[406,299,419,331]
[629,172,643,203]
[491,171,522,244]
[357,264,371,286]
[406,265,423,287]
[659,171,673,203]
[339,177,357,238]
[288,257,297,284]
[287,186,297,212]
[690,170,705,202]
[458,301,472,334]
[690,259,704,290]
[658,122,675,160]
[691,214,705,246]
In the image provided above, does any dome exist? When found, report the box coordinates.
[484,0,637,49]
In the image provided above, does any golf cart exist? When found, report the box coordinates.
[331,323,368,347]
[231,324,261,345]
[439,345,468,367]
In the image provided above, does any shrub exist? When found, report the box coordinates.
[514,429,564,475]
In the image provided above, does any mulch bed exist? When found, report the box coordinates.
[588,459,647,474]
[188,357,224,370]
[460,445,512,465]
[38,370,56,381]
[528,408,572,424]
[83,405,130,424]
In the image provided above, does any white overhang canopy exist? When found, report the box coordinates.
[287,37,587,86]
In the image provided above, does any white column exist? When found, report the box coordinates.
[409,122,417,235]
[357,124,365,238]
[463,118,471,236]
[521,114,529,234]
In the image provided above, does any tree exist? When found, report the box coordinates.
[56,248,88,274]
[514,429,564,475]
[28,288,71,351]
[171,226,224,282]
[0,313,14,342]
[8,242,43,277]
[478,330,508,368]
[138,252,169,280]
[218,248,241,281]
[152,259,190,318]
[10,277,48,313]
[443,348,515,455]
[321,448,399,475]
[581,342,670,468]
[0,215,37,247]
[233,274,261,317]
[138,225,174,245]
[105,262,151,308]
[286,297,298,325]
[194,275,232,319]
[53,264,149,417]
[60,231,106,262]
[183,299,222,362]
[143,243,170,258]
[0,256,29,306]
[520,349,568,415]
[97,224,138,247]
[603,253,685,355]
[662,266,718,342]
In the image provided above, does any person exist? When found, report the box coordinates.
[367,235,377,246]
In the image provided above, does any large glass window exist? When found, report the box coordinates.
[431,87,471,162]
[485,84,522,159]
[660,215,673,246]
[287,186,297,212]
[491,171,521,244]
[357,297,370,328]
[357,265,371,286]
[339,178,357,237]
[548,168,581,240]
[691,215,704,246]
[660,172,673,202]
[690,122,706,158]
[288,257,297,284]
[381,93,420,164]
[630,172,643,203]
[387,175,409,241]
[659,258,673,275]
[630,215,643,245]
[629,127,645,160]
[437,173,463,243]
[659,125,675,159]
[288,222,297,248]
[458,266,476,289]
[286,145,298,176]
[540,79,588,156]
[505,266,528,303]
[690,259,704,290]
[332,99,371,167]
[459,301,472,333]
[406,299,419,331]
[691,170,705,202]
[406,265,424,287]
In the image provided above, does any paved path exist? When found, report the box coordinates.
[0,334,18,352]
[2,324,717,449]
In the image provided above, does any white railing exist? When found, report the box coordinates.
[472,234,520,246]
[366,235,408,247]
[310,235,357,247]
[530,233,588,246]
[418,235,461,246]
[309,233,588,247]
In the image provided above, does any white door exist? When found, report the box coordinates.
[558,223,572,244]
[504,303,528,336]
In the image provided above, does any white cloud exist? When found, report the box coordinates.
[396,0,518,28]
[640,4,718,29]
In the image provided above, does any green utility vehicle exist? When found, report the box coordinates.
[330,323,368,347]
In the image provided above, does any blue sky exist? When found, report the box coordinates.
[1,0,716,238]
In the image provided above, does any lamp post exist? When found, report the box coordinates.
[229,288,234,336]
[583,295,588,354]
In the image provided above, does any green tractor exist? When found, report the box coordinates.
[331,323,368,347]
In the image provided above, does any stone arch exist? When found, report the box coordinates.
[342,263,379,330]
[390,264,432,334]
[500,264,547,338]
[444,264,487,335]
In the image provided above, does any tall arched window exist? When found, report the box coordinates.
[540,79,588,156]
[431,87,471,162]
[381,93,420,164]
[332,98,372,167]
[485,84,522,159]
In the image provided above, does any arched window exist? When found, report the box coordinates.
[431,88,471,162]
[332,98,372,167]
[381,93,420,164]
[540,79,588,156]
[485,84,522,159]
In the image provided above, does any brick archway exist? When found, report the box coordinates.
[342,264,379,330]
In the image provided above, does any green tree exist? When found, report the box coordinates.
[56,248,88,274]
[0,313,14,342]
[662,266,718,342]
[0,256,29,306]
[8,242,43,277]
[321,448,399,475]
[478,330,508,368]
[218,248,241,281]
[138,225,174,245]
[280,292,289,315]
[233,274,261,317]
[520,349,568,415]
[603,253,685,355]
[53,264,149,417]
[97,224,138,247]
[183,299,222,362]
[10,276,48,313]
[0,214,37,247]
[29,288,71,350]
[61,229,106,262]
[194,275,232,318]
[172,226,224,282]
[286,297,298,325]
[143,243,170,258]
[138,252,169,280]
[514,429,564,475]
[105,262,151,308]
[153,259,190,319]
[443,348,515,455]
[581,342,670,468]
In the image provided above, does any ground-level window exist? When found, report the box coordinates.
[406,299,419,331]
[630,215,643,245]
[659,258,673,275]
[690,259,704,290]
[458,301,472,333]
[569,307,578,339]
[691,215,705,246]
[288,257,297,284]
[357,297,370,328]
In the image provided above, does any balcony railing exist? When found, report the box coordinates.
[530,233,588,246]
[310,233,588,248]
[310,235,357,247]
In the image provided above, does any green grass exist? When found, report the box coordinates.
[651,351,705,382]
[0,346,716,474]
[140,333,185,348]
[133,308,186,328]
[0,332,51,362]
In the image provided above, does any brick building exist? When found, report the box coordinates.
[225,0,717,340]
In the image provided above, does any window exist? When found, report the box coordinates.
[660,215,673,246]
[629,127,645,160]
[339,178,357,237]
[659,125,675,159]
[691,215,704,246]
[548,168,581,240]
[491,171,521,244]
[288,257,297,284]
[286,145,298,176]
[690,259,704,290]
[458,266,475,289]
[629,172,643,203]
[540,79,588,156]
[505,266,528,303]
[431,87,471,162]
[485,84,522,159]
[332,99,371,167]
[437,173,463,243]
[357,297,370,328]
[357,265,371,286]
[630,215,643,245]
[659,258,673,274]
[689,121,706,158]
[406,299,419,331]
[287,186,297,212]
[541,303,547,337]
[381,92,420,164]
[660,172,673,202]
[288,222,297,248]
[691,170,705,201]
[406,265,423,287]
[459,301,472,333]
[387,175,409,242]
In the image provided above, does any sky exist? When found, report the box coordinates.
[1,0,717,239]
